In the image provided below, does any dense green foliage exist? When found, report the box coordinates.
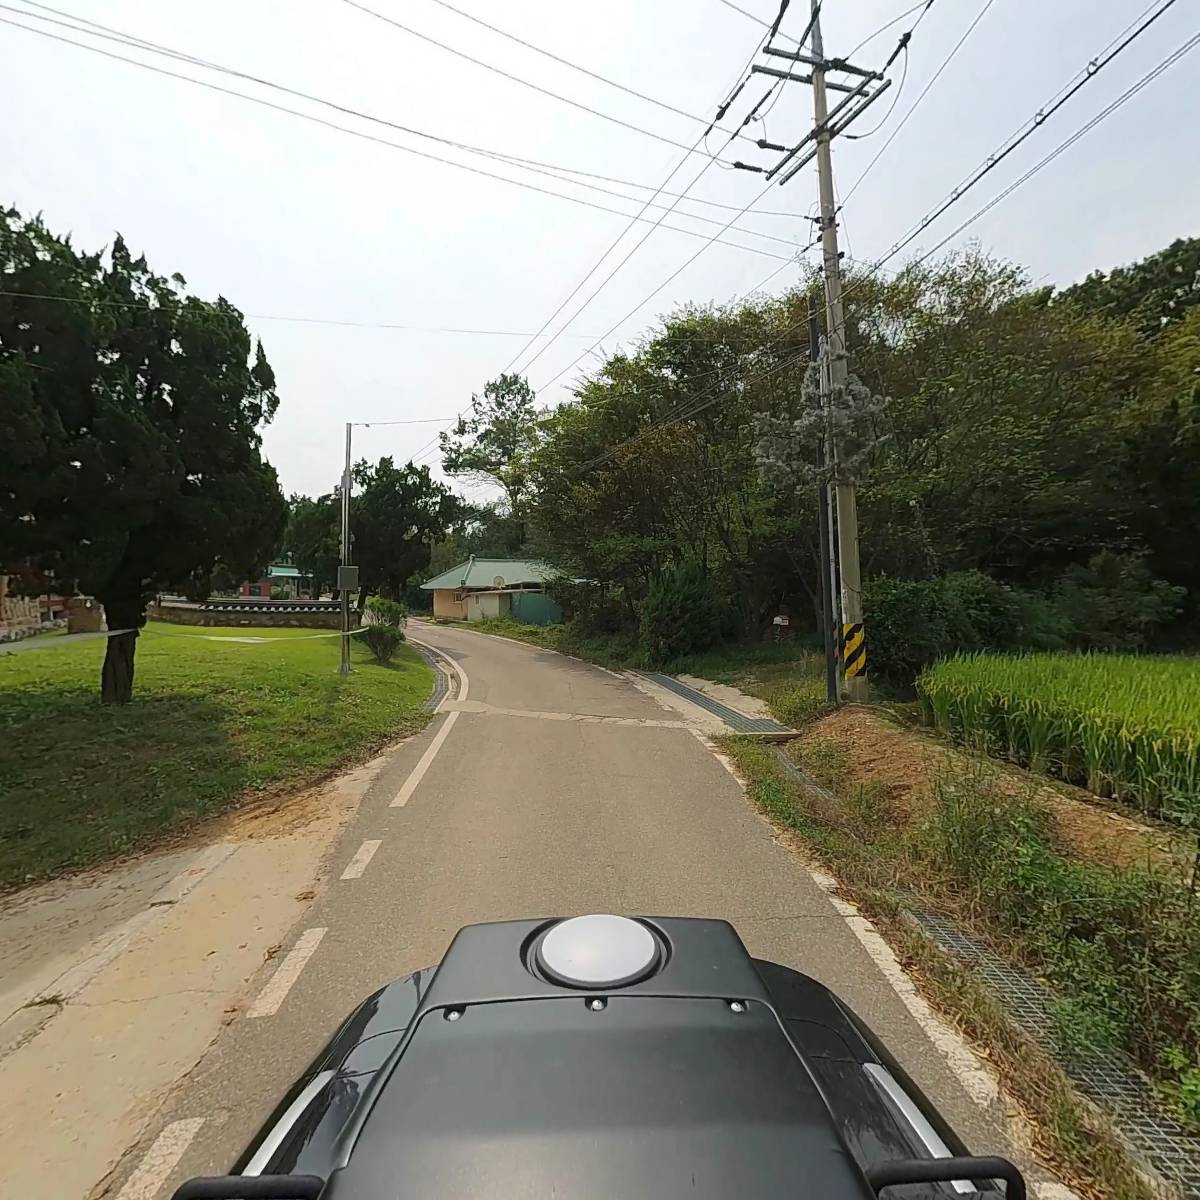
[639,562,727,665]
[497,241,1200,674]
[0,624,432,885]
[350,458,455,605]
[865,552,1185,679]
[284,494,340,596]
[285,460,455,606]
[0,208,287,701]
[918,653,1200,821]
[439,373,544,521]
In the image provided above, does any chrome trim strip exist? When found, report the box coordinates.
[243,1069,336,1176]
[863,1063,975,1194]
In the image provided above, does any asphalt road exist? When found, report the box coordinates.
[107,621,1031,1197]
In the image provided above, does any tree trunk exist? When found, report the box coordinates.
[99,601,144,704]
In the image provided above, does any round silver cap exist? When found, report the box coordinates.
[537,915,659,988]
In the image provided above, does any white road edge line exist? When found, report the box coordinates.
[688,734,1000,1108]
[340,839,382,880]
[808,873,999,1107]
[115,1117,206,1200]
[247,928,326,1018]
[408,634,469,707]
[390,710,460,807]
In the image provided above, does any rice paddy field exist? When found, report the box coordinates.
[917,652,1200,823]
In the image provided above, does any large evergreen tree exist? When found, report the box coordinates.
[0,208,287,702]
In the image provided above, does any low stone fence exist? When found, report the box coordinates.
[149,599,358,630]
[0,618,68,645]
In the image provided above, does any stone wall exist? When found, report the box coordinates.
[0,575,40,629]
[148,601,355,630]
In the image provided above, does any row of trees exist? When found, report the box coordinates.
[283,458,456,606]
[440,237,1199,669]
[1,208,287,701]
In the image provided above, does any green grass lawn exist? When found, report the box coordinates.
[0,622,433,887]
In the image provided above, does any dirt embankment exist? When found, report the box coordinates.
[797,707,1187,871]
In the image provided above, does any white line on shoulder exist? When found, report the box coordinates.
[115,1117,206,1200]
[247,928,326,1018]
[340,839,382,880]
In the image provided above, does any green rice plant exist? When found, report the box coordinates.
[916,653,1200,826]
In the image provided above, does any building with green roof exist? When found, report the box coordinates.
[420,556,562,625]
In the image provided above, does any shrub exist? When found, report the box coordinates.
[863,575,954,681]
[1052,551,1185,651]
[765,680,833,728]
[1013,589,1078,650]
[360,624,404,664]
[638,563,725,666]
[942,570,1024,649]
[365,596,408,629]
[547,576,627,635]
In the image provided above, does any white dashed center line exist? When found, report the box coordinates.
[340,839,382,880]
[246,927,326,1018]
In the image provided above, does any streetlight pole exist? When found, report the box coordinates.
[339,421,352,676]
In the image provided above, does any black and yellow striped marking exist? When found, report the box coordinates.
[841,622,866,678]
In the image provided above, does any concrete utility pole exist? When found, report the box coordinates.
[339,421,352,676]
[808,0,867,701]
[809,295,839,704]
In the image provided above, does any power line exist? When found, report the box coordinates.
[409,250,814,471]
[2,284,830,344]
[574,21,1200,476]
[0,290,609,335]
[0,15,796,262]
[339,0,727,160]
[349,417,457,426]
[535,174,804,394]
[842,43,908,142]
[714,0,801,45]
[473,147,797,218]
[420,0,756,144]
[506,27,783,379]
[3,1,800,237]
[840,0,998,205]
[844,0,1184,286]
[901,29,1200,270]
[845,0,931,59]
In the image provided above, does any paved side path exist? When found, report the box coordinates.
[69,622,1048,1199]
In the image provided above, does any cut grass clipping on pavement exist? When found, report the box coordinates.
[0,622,433,888]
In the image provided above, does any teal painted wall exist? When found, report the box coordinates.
[511,591,563,626]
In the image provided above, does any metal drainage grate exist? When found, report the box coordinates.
[637,672,792,734]
[909,909,1200,1197]
[773,747,839,804]
[412,644,449,712]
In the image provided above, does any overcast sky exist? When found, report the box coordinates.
[4,0,1196,499]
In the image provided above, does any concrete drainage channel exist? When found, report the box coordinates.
[773,747,1200,1198]
[411,642,450,711]
[635,672,794,735]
